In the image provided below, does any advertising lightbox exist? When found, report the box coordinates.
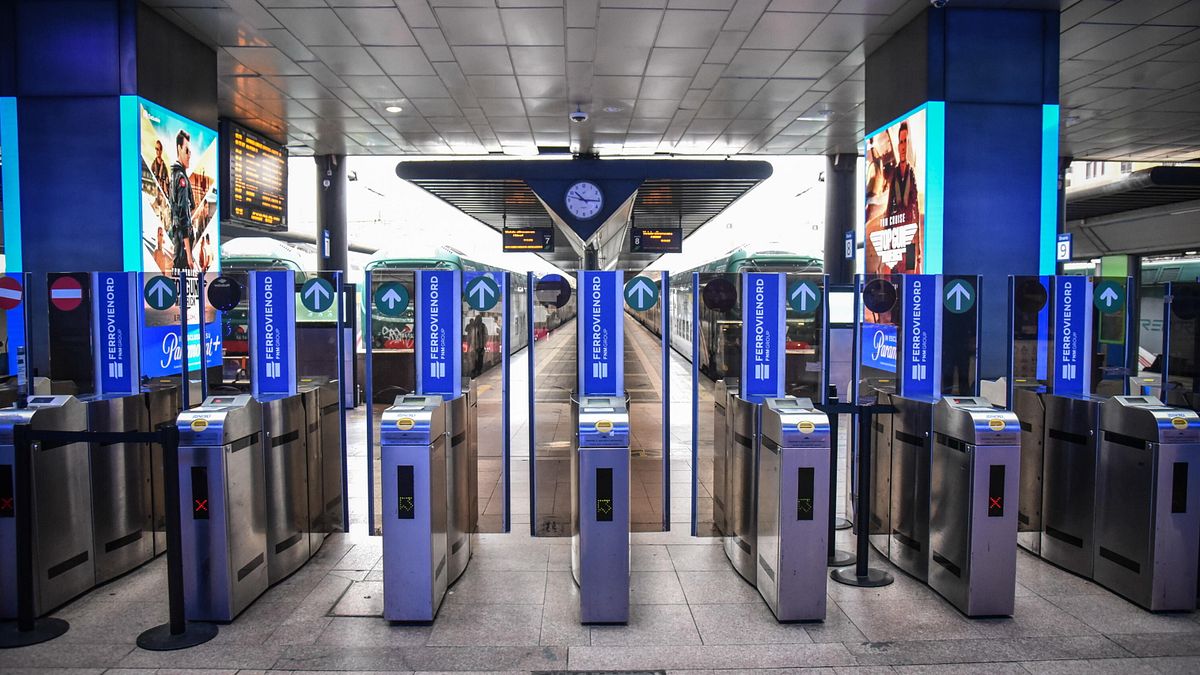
[864,107,928,275]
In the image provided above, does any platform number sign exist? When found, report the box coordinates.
[374,282,410,317]
[1093,279,1125,314]
[623,276,658,312]
[787,280,821,315]
[464,275,500,311]
[844,231,855,260]
[301,278,335,313]
[943,278,975,314]
[1056,233,1072,263]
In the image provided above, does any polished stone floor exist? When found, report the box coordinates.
[4,327,1200,673]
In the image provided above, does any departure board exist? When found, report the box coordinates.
[503,226,554,253]
[630,226,682,254]
[222,121,287,231]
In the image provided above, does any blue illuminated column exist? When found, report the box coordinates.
[416,270,463,400]
[740,272,786,404]
[578,271,624,397]
[864,6,1058,379]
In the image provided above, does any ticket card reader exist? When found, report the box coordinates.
[929,397,1020,617]
[572,395,630,624]
[1094,396,1199,611]
[177,394,268,621]
[381,395,448,622]
[0,395,95,617]
[756,398,829,621]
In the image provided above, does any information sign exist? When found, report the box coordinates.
[92,272,141,396]
[417,270,462,398]
[579,271,623,396]
[1052,275,1090,397]
[249,270,297,397]
[900,274,939,398]
[630,226,682,254]
[503,226,554,252]
[741,272,785,403]
[223,121,287,231]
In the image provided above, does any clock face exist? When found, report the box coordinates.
[565,181,603,220]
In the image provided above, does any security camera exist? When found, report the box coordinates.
[930,0,948,7]
[569,108,589,124]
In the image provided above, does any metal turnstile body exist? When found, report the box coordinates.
[446,386,475,586]
[298,386,325,554]
[300,377,342,532]
[886,393,936,582]
[711,379,736,536]
[260,393,311,583]
[84,393,152,583]
[869,395,894,556]
[381,396,448,621]
[929,397,1020,617]
[757,398,829,621]
[0,395,95,617]
[724,393,759,584]
[1040,393,1101,577]
[1013,386,1046,555]
[144,383,180,555]
[177,395,267,621]
[1094,396,1200,610]
[572,396,630,624]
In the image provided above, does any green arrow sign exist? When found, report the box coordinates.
[624,276,659,312]
[374,282,410,317]
[943,279,975,314]
[301,278,335,313]
[464,275,501,311]
[144,275,177,310]
[787,280,821,314]
[1093,279,1125,314]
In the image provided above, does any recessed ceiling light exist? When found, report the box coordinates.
[385,105,403,113]
[603,105,623,113]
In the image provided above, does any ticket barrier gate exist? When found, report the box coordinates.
[259,393,311,584]
[177,395,268,621]
[722,392,760,584]
[145,383,181,556]
[572,395,630,624]
[299,376,342,533]
[1039,393,1102,578]
[929,397,1020,617]
[756,398,829,621]
[872,392,936,583]
[381,396,448,622]
[711,379,738,536]
[1094,396,1200,611]
[446,383,476,585]
[0,396,95,617]
[1012,385,1047,555]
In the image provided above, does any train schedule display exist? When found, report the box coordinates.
[503,226,554,253]
[221,120,287,232]
[630,226,682,254]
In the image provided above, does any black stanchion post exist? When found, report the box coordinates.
[824,395,855,568]
[136,424,217,650]
[830,405,893,587]
[0,425,69,648]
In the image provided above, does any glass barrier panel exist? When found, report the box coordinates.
[1165,281,1199,409]
[941,274,981,396]
[622,271,666,532]
[693,272,741,538]
[367,269,417,533]
[1010,275,1052,388]
[783,272,826,401]
[531,272,577,536]
[462,271,507,534]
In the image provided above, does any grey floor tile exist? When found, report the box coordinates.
[590,603,702,646]
[210,601,297,646]
[317,616,432,647]
[630,570,687,604]
[1142,655,1200,673]
[847,635,1130,667]
[893,665,1028,674]
[466,541,550,571]
[678,569,763,604]
[1043,593,1200,635]
[632,544,676,571]
[1015,552,1109,598]
[667,542,730,571]
[273,644,568,671]
[806,599,868,644]
[567,642,856,670]
[690,601,814,645]
[116,644,283,670]
[331,580,384,616]
[425,602,543,646]
[1019,658,1160,674]
[836,596,982,642]
[287,573,354,621]
[970,595,1099,639]
[0,643,132,669]
[267,617,333,645]
[54,599,168,645]
[441,567,547,605]
[539,595,591,646]
[1108,631,1200,657]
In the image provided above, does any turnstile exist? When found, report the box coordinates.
[177,394,268,621]
[0,395,95,617]
[756,398,829,621]
[723,393,759,584]
[446,386,475,585]
[381,395,448,622]
[711,379,736,536]
[876,392,935,582]
[1094,396,1200,610]
[260,393,311,584]
[299,376,342,533]
[299,386,325,554]
[572,395,630,624]
[1013,385,1046,555]
[929,397,1020,617]
[144,383,181,556]
[1040,393,1101,577]
[83,393,152,583]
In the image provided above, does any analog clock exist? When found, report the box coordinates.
[564,181,603,220]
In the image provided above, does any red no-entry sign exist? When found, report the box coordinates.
[0,277,23,310]
[50,276,84,311]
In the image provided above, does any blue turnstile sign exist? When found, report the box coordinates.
[416,270,462,399]
[1093,279,1126,314]
[578,270,623,397]
[92,271,141,396]
[300,277,335,313]
[623,276,658,312]
[741,272,785,403]
[900,274,940,398]
[464,273,501,312]
[787,280,821,315]
[249,270,297,397]
[1052,275,1091,397]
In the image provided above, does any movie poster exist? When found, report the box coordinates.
[864,108,926,275]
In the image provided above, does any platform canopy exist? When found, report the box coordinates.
[396,157,772,270]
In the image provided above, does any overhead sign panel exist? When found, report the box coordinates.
[630,226,682,254]
[503,226,554,252]
[222,120,287,232]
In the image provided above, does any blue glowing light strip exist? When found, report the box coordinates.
[924,101,945,275]
[1,97,22,272]
[1040,104,1060,275]
[120,96,141,272]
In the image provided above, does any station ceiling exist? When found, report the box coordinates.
[147,0,1200,163]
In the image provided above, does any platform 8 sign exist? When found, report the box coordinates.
[578,270,623,397]
[250,270,297,397]
[417,270,462,399]
[1052,275,1091,397]
[901,274,939,398]
[92,272,141,396]
[741,272,785,404]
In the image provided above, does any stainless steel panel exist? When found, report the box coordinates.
[1040,393,1099,577]
[260,394,310,584]
[869,399,892,558]
[313,379,343,532]
[712,379,731,536]
[1094,397,1200,610]
[299,386,325,555]
[724,394,758,584]
[446,392,472,586]
[85,394,152,584]
[889,395,934,582]
[0,396,95,618]
[1013,387,1046,554]
[144,384,180,555]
